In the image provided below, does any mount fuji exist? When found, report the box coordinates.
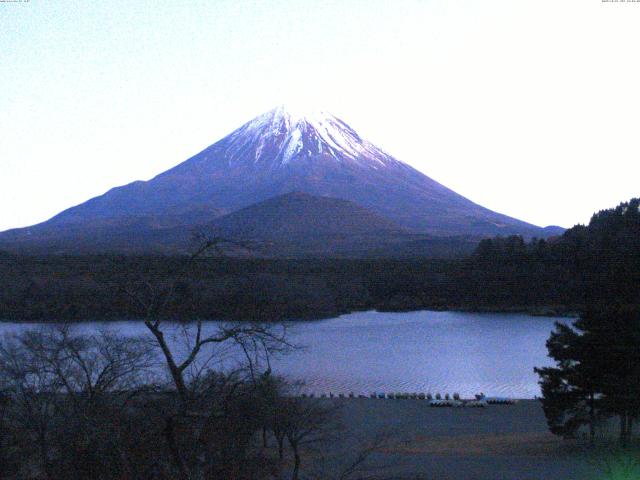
[0,106,562,255]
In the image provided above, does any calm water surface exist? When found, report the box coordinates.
[0,310,569,398]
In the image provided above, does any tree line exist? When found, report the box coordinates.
[2,198,638,325]
[0,244,584,324]
[534,198,640,446]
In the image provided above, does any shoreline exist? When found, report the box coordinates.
[0,305,579,324]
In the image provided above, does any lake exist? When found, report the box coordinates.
[0,310,569,399]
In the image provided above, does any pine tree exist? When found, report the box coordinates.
[536,306,640,445]
[535,321,602,442]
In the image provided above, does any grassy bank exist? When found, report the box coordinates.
[311,399,636,480]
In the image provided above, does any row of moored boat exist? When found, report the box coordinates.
[298,392,517,406]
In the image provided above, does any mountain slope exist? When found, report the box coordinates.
[209,191,402,240]
[203,192,479,258]
[0,106,562,255]
[0,193,478,258]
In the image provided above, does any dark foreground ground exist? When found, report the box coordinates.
[310,399,636,480]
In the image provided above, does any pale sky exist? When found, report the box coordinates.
[1,0,639,232]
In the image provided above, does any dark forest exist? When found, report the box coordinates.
[2,198,638,323]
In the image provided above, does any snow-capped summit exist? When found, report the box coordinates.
[219,105,398,169]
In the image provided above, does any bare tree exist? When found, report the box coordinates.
[115,236,291,406]
[0,330,66,478]
[111,236,293,479]
[19,326,156,406]
[279,397,340,480]
[0,326,158,479]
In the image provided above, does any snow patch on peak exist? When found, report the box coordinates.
[280,126,303,164]
[269,106,372,161]
[274,103,324,125]
[224,105,401,169]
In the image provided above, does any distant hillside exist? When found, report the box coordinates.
[209,191,402,239]
[203,192,478,258]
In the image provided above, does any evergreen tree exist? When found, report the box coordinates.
[536,306,640,445]
[535,321,602,442]
[582,306,640,446]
